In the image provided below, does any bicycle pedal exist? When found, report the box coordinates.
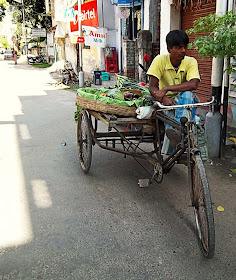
[138,179,150,188]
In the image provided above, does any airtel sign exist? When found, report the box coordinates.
[70,0,98,33]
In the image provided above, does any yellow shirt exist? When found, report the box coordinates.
[147,54,200,98]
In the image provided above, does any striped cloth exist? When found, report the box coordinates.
[136,105,155,119]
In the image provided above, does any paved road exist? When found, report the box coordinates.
[0,57,235,280]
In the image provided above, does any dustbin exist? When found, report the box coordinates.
[93,71,102,85]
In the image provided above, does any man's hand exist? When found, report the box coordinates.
[162,96,176,106]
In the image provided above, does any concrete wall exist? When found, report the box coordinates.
[65,36,78,73]
[83,46,98,79]
[160,0,180,54]
[143,0,159,43]
[84,0,117,72]
[46,32,54,59]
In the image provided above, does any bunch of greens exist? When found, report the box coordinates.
[106,88,124,100]
[115,74,148,92]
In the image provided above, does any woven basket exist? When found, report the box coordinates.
[76,95,137,117]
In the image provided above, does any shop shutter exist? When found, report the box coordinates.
[181,0,216,102]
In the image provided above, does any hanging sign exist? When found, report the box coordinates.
[70,0,98,33]
[81,0,98,27]
[116,0,142,7]
[71,36,85,44]
[82,26,107,48]
[32,28,46,38]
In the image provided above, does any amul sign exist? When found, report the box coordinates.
[82,26,107,48]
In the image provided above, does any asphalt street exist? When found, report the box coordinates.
[0,56,236,280]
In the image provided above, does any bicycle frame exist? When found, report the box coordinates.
[153,97,214,175]
[154,110,188,172]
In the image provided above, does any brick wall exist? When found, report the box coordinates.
[123,40,135,79]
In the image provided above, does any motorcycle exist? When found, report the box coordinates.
[28,54,46,64]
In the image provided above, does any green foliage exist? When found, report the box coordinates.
[74,103,82,123]
[187,11,236,74]
[0,0,8,21]
[0,36,11,49]
[7,0,51,29]
[32,63,52,68]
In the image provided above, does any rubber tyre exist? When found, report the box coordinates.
[191,154,215,259]
[77,110,92,173]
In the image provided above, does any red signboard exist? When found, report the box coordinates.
[81,0,98,27]
[70,0,98,33]
[77,36,85,43]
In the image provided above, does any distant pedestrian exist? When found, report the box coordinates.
[13,49,17,65]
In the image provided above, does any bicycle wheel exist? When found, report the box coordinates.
[191,153,215,258]
[77,110,92,173]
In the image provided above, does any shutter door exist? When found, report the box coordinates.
[181,0,216,102]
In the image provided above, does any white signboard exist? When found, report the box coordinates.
[64,7,75,21]
[32,28,46,38]
[82,26,107,48]
[54,0,77,21]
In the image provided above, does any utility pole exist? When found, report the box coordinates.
[12,0,26,54]
[78,0,84,87]
[21,0,27,55]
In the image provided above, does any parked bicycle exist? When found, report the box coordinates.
[59,61,79,86]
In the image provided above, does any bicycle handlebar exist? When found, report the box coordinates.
[155,97,215,111]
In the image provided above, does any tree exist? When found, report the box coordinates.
[187,11,236,75]
[0,35,11,49]
[6,0,51,29]
[0,0,8,21]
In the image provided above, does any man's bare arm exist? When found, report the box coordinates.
[149,76,199,105]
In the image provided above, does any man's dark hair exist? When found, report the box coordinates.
[166,30,189,48]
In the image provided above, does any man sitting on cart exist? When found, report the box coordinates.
[147,29,200,155]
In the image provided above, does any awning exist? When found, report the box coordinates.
[173,0,204,10]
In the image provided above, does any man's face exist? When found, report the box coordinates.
[168,45,187,61]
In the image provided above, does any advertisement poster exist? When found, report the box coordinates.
[70,0,98,33]
[82,26,107,48]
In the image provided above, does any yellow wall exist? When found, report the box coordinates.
[82,46,98,78]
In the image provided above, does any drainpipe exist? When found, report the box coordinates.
[221,0,235,158]
[205,0,227,158]
[132,0,135,40]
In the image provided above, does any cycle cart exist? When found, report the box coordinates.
[76,93,215,259]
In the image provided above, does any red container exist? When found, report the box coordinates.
[105,50,118,73]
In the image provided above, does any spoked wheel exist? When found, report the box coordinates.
[77,110,92,173]
[191,153,215,258]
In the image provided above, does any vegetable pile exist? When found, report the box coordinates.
[77,87,149,108]
[75,74,151,122]
[115,74,148,91]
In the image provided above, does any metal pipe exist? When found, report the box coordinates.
[78,0,84,87]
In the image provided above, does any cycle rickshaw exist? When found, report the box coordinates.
[76,92,215,259]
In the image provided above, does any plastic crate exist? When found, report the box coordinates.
[105,50,118,73]
[101,72,110,81]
